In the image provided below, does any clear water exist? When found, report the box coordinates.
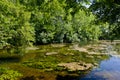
[1,43,120,80]
[80,56,120,80]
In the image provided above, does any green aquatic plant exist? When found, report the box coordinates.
[0,67,23,80]
[22,44,109,73]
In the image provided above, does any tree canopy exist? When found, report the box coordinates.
[0,0,119,50]
[90,0,120,39]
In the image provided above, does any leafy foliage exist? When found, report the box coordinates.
[30,0,101,44]
[1,0,118,50]
[0,0,34,49]
[0,67,22,80]
[90,0,120,39]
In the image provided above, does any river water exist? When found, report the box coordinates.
[79,42,120,80]
[56,43,120,80]
[0,42,120,80]
[80,56,120,80]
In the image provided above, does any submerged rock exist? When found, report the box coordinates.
[88,52,100,54]
[46,52,58,55]
[26,47,39,50]
[71,44,88,53]
[58,62,92,72]
[51,44,66,47]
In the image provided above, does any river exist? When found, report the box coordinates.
[0,42,120,80]
[80,43,120,80]
[58,43,120,80]
[80,56,120,80]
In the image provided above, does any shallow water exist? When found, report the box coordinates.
[80,56,120,80]
[0,42,120,80]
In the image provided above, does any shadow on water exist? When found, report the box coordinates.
[0,48,24,63]
[80,78,106,80]
[0,56,21,63]
[56,75,80,80]
[21,75,46,80]
[56,74,107,80]
[21,76,37,80]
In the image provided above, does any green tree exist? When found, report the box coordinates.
[31,0,66,44]
[0,0,106,48]
[90,0,120,39]
[73,9,101,41]
[0,0,35,50]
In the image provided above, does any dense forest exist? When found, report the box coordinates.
[0,0,120,49]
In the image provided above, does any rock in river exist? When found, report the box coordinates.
[58,62,93,72]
